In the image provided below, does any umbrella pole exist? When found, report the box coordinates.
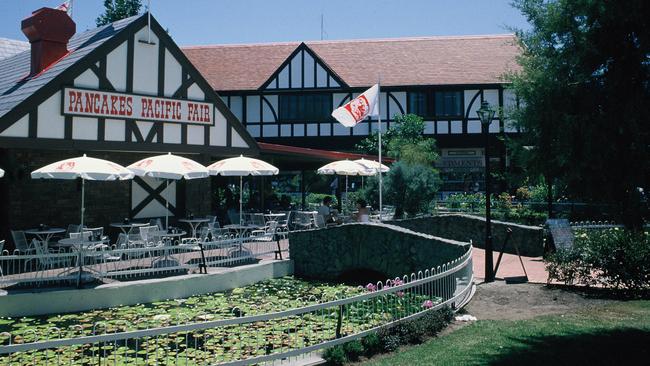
[165,179,169,230]
[239,176,243,225]
[77,178,85,288]
[345,175,348,213]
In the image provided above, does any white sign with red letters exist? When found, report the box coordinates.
[62,87,214,125]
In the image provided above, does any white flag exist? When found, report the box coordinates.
[331,84,379,127]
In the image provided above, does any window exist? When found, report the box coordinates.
[408,92,427,117]
[435,91,463,117]
[278,94,331,122]
[408,90,464,118]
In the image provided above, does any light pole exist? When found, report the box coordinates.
[477,101,496,283]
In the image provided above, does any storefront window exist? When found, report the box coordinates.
[279,94,331,122]
[408,90,464,118]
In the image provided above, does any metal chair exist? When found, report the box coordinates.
[0,240,4,277]
[11,230,36,254]
[33,240,70,271]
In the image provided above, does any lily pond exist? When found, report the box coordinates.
[0,276,438,365]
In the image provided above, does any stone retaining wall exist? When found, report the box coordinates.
[289,222,470,281]
[388,214,544,257]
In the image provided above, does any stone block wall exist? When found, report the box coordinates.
[388,214,545,257]
[289,222,470,281]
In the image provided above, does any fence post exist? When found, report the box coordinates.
[335,305,343,339]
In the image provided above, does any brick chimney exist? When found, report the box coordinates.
[21,7,76,76]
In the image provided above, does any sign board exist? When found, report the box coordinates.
[62,87,214,125]
[436,157,484,171]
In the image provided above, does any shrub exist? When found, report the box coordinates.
[420,305,454,335]
[546,228,650,292]
[377,327,401,353]
[323,345,347,366]
[361,333,382,356]
[342,340,364,362]
[402,319,428,344]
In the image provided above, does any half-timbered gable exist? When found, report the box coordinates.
[0,13,257,154]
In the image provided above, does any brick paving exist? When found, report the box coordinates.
[472,247,548,284]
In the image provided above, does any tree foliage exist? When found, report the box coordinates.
[356,114,439,166]
[96,0,142,26]
[508,0,650,227]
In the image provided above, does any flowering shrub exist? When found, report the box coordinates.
[546,228,650,292]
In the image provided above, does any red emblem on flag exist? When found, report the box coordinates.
[344,95,370,123]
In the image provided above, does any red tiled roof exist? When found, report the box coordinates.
[258,142,395,163]
[182,34,521,91]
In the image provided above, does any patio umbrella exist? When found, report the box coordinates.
[0,168,4,178]
[31,154,134,230]
[317,160,374,210]
[207,155,279,225]
[354,158,390,189]
[127,153,209,229]
[32,155,134,287]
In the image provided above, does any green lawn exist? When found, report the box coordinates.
[363,301,650,366]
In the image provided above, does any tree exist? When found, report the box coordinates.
[509,0,650,228]
[356,114,439,166]
[96,0,142,26]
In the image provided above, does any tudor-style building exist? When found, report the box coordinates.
[0,8,258,237]
[183,36,521,192]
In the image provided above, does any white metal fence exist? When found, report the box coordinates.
[0,231,285,289]
[0,247,474,365]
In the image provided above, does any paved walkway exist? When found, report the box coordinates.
[472,247,548,284]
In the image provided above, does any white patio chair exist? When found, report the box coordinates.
[0,240,4,277]
[149,218,164,231]
[251,221,284,259]
[11,230,36,255]
[33,240,70,271]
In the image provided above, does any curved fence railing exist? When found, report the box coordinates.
[0,246,473,365]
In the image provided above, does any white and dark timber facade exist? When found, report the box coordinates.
[0,8,257,236]
[183,35,522,193]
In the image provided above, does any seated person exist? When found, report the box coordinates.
[354,199,370,222]
[317,196,339,223]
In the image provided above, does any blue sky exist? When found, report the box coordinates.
[1,0,530,46]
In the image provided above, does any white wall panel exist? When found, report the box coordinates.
[280,124,292,136]
[74,69,99,89]
[163,123,181,144]
[306,124,318,136]
[489,120,500,133]
[293,124,304,137]
[210,111,227,146]
[164,49,182,97]
[106,42,127,92]
[303,52,315,88]
[436,121,449,134]
[329,76,339,87]
[379,92,387,120]
[104,119,125,141]
[263,125,278,137]
[262,95,277,123]
[451,120,463,134]
[132,28,159,95]
[135,121,154,139]
[464,90,480,119]
[246,95,260,123]
[483,89,499,108]
[37,92,65,139]
[316,64,327,87]
[389,92,406,115]
[278,67,289,88]
[319,123,331,136]
[231,127,249,147]
[333,123,348,136]
[290,52,301,88]
[467,120,482,133]
[187,125,204,145]
[370,122,387,133]
[353,123,369,136]
[229,96,243,121]
[72,116,98,140]
[247,125,260,138]
[266,77,276,89]
[424,121,434,134]
[0,115,28,137]
[187,83,204,101]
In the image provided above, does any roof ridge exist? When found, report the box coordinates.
[181,33,516,49]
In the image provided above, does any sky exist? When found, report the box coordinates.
[0,0,531,46]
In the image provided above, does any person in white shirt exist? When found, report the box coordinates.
[317,196,338,223]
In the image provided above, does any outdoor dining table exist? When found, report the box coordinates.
[25,227,65,249]
[223,224,259,251]
[178,218,210,239]
[263,213,286,223]
[152,230,186,269]
[57,237,108,287]
[110,222,148,235]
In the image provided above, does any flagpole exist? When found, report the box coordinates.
[377,77,383,221]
